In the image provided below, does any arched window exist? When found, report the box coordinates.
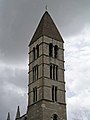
[33,87,37,102]
[33,65,38,81]
[33,47,35,60]
[54,45,58,58]
[36,45,39,58]
[50,64,58,80]
[49,43,53,57]
[24,116,27,120]
[53,114,58,120]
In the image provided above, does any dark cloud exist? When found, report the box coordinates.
[0,0,90,64]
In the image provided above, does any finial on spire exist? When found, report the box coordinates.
[45,5,48,11]
[7,112,10,120]
[15,106,20,119]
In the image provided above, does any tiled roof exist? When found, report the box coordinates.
[29,11,63,46]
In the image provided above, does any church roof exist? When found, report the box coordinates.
[29,11,63,46]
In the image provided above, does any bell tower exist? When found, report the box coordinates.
[27,11,67,120]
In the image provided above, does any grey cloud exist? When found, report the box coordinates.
[56,0,90,37]
[0,86,27,120]
[0,0,90,64]
[68,106,90,120]
[65,27,90,119]
[0,66,27,120]
[0,66,27,89]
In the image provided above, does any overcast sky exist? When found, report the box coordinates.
[0,0,90,120]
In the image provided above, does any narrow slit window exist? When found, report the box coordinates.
[50,64,52,79]
[33,87,37,102]
[52,85,54,101]
[35,87,37,101]
[36,45,39,58]
[33,65,38,81]
[35,67,36,80]
[52,86,57,102]
[33,47,35,60]
[33,68,35,81]
[33,88,35,102]
[37,65,38,80]
[55,86,57,101]
[54,45,58,58]
[49,43,53,57]
[53,65,55,80]
[56,66,58,80]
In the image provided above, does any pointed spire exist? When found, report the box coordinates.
[15,106,20,119]
[45,5,48,11]
[29,11,63,46]
[7,112,10,120]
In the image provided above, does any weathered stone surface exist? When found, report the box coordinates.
[27,11,67,120]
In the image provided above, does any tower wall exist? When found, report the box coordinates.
[28,36,66,120]
[27,11,67,120]
[28,37,43,106]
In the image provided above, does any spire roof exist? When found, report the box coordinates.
[29,11,63,45]
[7,112,10,120]
[15,106,20,119]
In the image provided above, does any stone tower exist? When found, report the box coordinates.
[27,11,67,120]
